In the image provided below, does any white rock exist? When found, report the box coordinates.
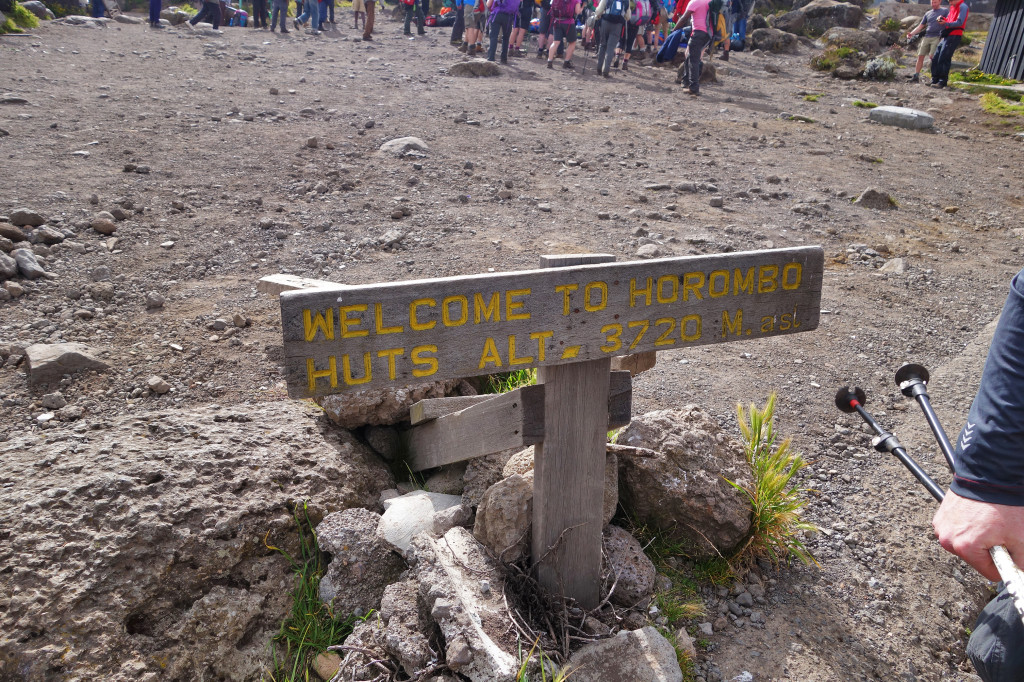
[868,105,934,130]
[378,490,464,553]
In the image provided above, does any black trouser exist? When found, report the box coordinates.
[968,586,1024,682]
[931,33,961,85]
[403,1,424,33]
[487,11,513,61]
[451,4,464,41]
[190,1,221,28]
[681,28,709,92]
[252,0,267,26]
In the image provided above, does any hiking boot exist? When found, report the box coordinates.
[909,73,920,82]
[621,60,628,71]
[936,81,946,88]
[293,18,300,29]
[602,69,610,77]
[459,42,468,52]
[718,50,728,61]
[547,60,554,69]
[500,57,508,64]
[280,28,289,32]
[563,59,573,69]
[612,57,620,69]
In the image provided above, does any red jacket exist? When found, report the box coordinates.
[943,0,968,37]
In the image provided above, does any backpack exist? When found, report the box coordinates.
[630,0,649,24]
[491,0,518,13]
[604,0,626,18]
[707,0,723,30]
[551,0,575,22]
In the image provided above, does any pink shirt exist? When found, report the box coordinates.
[687,0,709,34]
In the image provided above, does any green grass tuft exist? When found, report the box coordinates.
[803,94,822,102]
[852,100,878,108]
[879,17,900,32]
[12,3,41,28]
[980,92,1024,116]
[727,394,818,568]
[266,502,364,682]
[485,368,537,394]
[951,69,1019,86]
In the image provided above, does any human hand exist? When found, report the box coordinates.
[933,490,1024,582]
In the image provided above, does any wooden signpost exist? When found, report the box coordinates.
[278,246,824,609]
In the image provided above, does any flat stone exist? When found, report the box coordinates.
[25,343,110,386]
[10,209,44,227]
[567,626,682,682]
[448,59,502,77]
[379,136,429,157]
[868,105,934,130]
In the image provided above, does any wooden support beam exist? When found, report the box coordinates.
[404,370,632,466]
[611,350,657,377]
[404,385,545,472]
[533,254,615,610]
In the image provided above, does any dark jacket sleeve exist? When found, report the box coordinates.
[950,268,1024,506]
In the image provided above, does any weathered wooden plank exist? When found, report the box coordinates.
[407,370,631,430]
[404,384,545,471]
[279,247,825,398]
[533,253,614,610]
[611,350,657,376]
[258,274,347,297]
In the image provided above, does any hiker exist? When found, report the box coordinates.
[593,0,632,76]
[362,0,375,39]
[905,0,946,83]
[402,0,426,36]
[190,0,222,28]
[149,0,163,27]
[352,0,366,30]
[510,0,534,56]
[450,0,466,45]
[463,0,486,53]
[710,0,730,60]
[731,0,753,46]
[651,0,668,48]
[613,0,647,71]
[536,0,553,57]
[486,0,522,63]
[675,0,710,95]
[251,0,269,28]
[293,0,320,33]
[323,0,335,25]
[930,0,968,88]
[91,0,107,19]
[933,267,1024,682]
[546,0,580,69]
[270,0,290,31]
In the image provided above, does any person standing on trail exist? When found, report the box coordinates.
[361,0,376,39]
[251,0,269,29]
[509,0,534,57]
[929,0,968,88]
[149,0,163,28]
[675,0,710,95]
[293,0,320,33]
[933,267,1024,682]
[270,0,290,31]
[593,0,631,76]
[904,0,946,83]
[402,0,426,36]
[190,0,223,28]
[463,0,486,53]
[546,0,580,69]
[536,0,553,57]
[451,0,467,46]
[486,0,522,63]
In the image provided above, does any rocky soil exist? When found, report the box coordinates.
[1,9,1023,682]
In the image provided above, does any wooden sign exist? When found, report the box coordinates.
[279,246,824,398]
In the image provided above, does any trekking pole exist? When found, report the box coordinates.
[892,363,1024,625]
[835,384,1024,625]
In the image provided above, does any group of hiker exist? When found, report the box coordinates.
[903,0,968,88]
[434,0,756,84]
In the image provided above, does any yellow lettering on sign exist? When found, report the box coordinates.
[654,318,677,347]
[339,304,369,338]
[411,345,438,377]
[629,277,652,307]
[782,263,802,290]
[342,352,372,385]
[508,335,534,365]
[656,275,678,304]
[733,268,755,296]
[722,309,744,338]
[681,314,702,342]
[761,316,775,333]
[530,331,553,362]
[758,265,778,293]
[708,270,729,298]
[409,298,436,331]
[682,272,705,301]
[306,356,337,392]
[601,323,623,353]
[303,308,335,342]
[374,304,403,335]
[377,348,405,380]
[627,320,649,351]
[555,284,578,316]
[584,281,608,312]
[474,292,501,323]
[442,295,469,327]
[506,289,531,321]
[478,337,503,369]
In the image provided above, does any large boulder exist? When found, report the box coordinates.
[603,524,657,607]
[317,379,460,428]
[19,1,53,18]
[822,26,882,54]
[317,508,406,613]
[448,59,502,77]
[750,28,800,53]
[566,627,683,682]
[800,0,862,30]
[411,528,520,681]
[617,407,753,555]
[0,401,395,680]
[24,342,110,385]
[771,9,805,34]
